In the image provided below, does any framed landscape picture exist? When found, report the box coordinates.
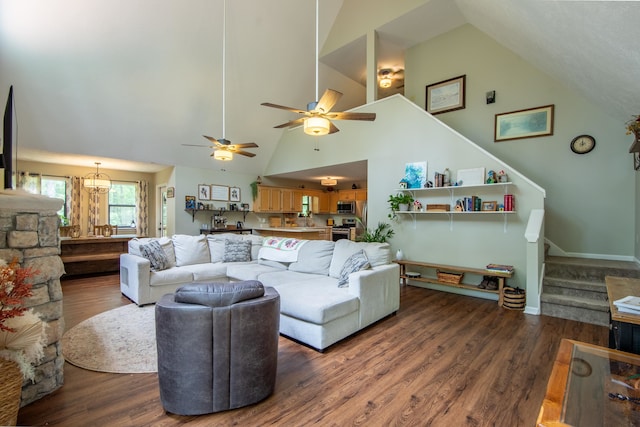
[495,104,554,142]
[425,75,466,115]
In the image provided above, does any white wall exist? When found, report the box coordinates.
[405,24,635,258]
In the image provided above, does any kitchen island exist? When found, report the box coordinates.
[253,227,331,241]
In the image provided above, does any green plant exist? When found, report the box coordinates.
[250,181,259,201]
[357,221,395,243]
[59,215,69,226]
[387,193,414,219]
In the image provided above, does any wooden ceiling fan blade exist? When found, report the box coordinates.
[231,142,259,149]
[315,89,342,113]
[182,144,213,148]
[273,117,306,129]
[326,112,376,121]
[261,102,307,115]
[328,122,340,134]
[203,135,223,146]
[234,150,256,157]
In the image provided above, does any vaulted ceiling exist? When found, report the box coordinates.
[1,0,638,178]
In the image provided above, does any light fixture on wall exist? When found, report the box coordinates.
[321,177,337,186]
[83,162,111,193]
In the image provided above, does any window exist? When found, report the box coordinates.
[40,176,68,220]
[109,182,137,228]
[302,195,311,217]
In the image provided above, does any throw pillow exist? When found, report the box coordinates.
[139,240,170,271]
[337,250,370,288]
[223,239,252,263]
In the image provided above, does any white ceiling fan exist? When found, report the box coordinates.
[261,0,376,136]
[183,0,258,160]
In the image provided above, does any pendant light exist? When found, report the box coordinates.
[83,162,111,193]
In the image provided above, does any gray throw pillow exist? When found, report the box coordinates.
[338,250,370,288]
[139,240,170,271]
[223,239,252,263]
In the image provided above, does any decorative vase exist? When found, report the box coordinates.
[396,249,404,261]
[0,358,22,426]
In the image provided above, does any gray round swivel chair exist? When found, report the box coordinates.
[155,281,280,415]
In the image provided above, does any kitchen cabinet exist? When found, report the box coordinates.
[337,189,367,202]
[255,186,282,212]
[316,192,330,214]
[282,189,303,213]
[329,192,339,214]
[355,189,367,201]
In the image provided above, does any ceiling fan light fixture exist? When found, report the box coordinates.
[304,116,331,136]
[214,150,233,161]
[379,77,392,88]
[83,162,111,193]
[321,177,337,186]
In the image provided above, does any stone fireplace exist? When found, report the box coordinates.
[0,189,65,406]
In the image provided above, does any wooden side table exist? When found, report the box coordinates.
[605,276,640,354]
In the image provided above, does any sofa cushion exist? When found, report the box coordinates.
[175,281,264,307]
[139,240,170,271]
[329,240,390,278]
[242,234,264,260]
[180,262,229,282]
[206,233,242,263]
[337,250,370,287]
[259,237,307,263]
[288,240,335,275]
[149,267,194,287]
[227,262,282,281]
[267,278,359,324]
[172,234,210,266]
[223,240,252,262]
[129,237,176,267]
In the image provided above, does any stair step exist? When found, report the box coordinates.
[545,256,640,281]
[542,277,607,301]
[541,299,610,327]
[540,293,609,312]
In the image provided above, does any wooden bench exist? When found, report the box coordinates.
[396,260,514,306]
[61,236,132,276]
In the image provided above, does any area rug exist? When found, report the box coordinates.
[62,304,157,374]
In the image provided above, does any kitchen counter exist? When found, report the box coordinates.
[254,226,331,240]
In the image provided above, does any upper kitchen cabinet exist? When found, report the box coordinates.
[255,186,282,213]
[282,189,303,213]
[336,189,367,202]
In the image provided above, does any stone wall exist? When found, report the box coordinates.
[0,190,65,406]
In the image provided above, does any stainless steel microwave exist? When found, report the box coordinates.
[337,201,355,214]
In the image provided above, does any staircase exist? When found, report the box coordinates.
[541,256,640,326]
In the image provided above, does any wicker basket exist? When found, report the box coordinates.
[0,358,22,426]
[502,287,526,310]
[436,270,464,284]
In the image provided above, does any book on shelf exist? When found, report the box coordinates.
[485,263,514,273]
[613,296,640,313]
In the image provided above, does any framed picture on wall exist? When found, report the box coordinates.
[425,75,466,115]
[229,187,241,202]
[494,104,555,142]
[198,184,211,200]
[211,185,229,201]
[166,187,175,198]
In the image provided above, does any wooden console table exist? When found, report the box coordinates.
[537,339,640,426]
[396,260,513,306]
[61,236,132,276]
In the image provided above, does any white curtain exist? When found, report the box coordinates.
[14,171,41,193]
[86,183,100,235]
[69,176,81,227]
[136,180,148,237]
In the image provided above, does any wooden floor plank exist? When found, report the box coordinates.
[18,275,608,426]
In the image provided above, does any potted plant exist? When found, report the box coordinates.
[357,221,395,243]
[0,258,46,425]
[388,193,414,219]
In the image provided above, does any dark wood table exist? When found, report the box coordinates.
[537,339,640,426]
[606,276,640,354]
[61,236,133,275]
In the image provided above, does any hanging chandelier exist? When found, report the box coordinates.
[83,162,111,193]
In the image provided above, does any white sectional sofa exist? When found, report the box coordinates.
[119,234,400,350]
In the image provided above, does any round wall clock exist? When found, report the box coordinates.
[570,134,596,154]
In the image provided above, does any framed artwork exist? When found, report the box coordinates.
[495,104,554,142]
[404,162,427,189]
[211,185,229,201]
[425,75,466,115]
[166,187,174,198]
[482,201,497,211]
[229,187,241,202]
[198,184,210,200]
[185,196,196,209]
[456,168,485,186]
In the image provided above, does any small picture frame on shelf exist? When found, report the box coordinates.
[185,196,196,209]
[482,201,497,211]
[241,203,250,211]
[198,184,211,200]
[229,187,241,202]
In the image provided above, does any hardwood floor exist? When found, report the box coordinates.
[18,274,608,426]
